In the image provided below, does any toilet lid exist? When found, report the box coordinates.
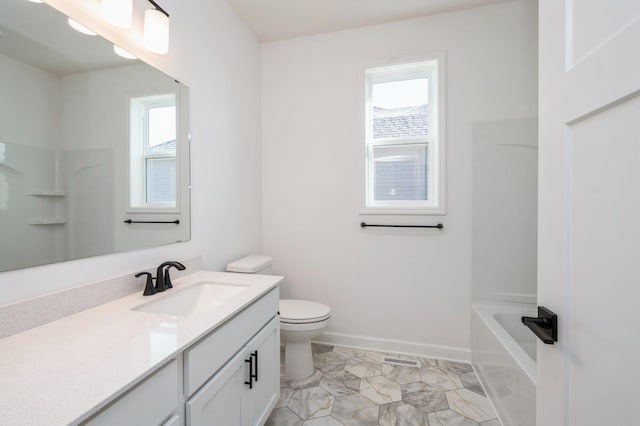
[280,299,331,324]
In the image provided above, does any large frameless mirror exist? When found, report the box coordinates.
[0,0,190,273]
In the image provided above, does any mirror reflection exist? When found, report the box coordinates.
[0,0,190,273]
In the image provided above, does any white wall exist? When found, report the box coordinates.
[0,0,262,305]
[0,54,61,150]
[261,0,538,359]
[472,118,538,303]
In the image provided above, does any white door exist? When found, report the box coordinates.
[538,1,640,425]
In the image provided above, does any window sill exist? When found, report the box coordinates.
[359,207,446,216]
[126,208,181,214]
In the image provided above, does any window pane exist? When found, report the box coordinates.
[372,78,429,139]
[148,105,176,149]
[373,144,427,201]
[146,158,176,204]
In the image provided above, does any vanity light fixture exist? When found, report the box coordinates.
[68,18,97,36]
[101,0,133,29]
[144,0,170,54]
[113,44,137,60]
[99,0,171,55]
[27,0,44,3]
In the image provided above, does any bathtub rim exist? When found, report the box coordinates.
[472,301,537,384]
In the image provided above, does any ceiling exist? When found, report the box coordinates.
[228,0,513,42]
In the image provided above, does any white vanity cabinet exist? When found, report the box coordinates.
[82,287,280,426]
[0,270,284,426]
[185,288,280,426]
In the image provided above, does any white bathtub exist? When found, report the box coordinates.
[471,302,537,426]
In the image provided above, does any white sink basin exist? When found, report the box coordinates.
[132,282,249,316]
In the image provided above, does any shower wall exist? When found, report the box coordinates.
[0,53,116,270]
[0,144,65,271]
[0,54,64,271]
[472,117,538,303]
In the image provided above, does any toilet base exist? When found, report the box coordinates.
[284,341,314,380]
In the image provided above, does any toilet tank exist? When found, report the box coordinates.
[226,255,273,274]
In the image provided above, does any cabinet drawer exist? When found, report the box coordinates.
[84,360,178,426]
[184,288,279,396]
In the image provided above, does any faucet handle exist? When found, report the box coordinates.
[135,272,157,296]
[164,269,174,289]
[163,261,186,289]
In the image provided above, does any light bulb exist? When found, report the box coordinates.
[101,0,133,28]
[113,45,137,60]
[144,9,169,54]
[68,18,97,36]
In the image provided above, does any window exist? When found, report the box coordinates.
[364,57,445,214]
[129,94,178,210]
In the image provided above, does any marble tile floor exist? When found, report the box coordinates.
[266,344,501,426]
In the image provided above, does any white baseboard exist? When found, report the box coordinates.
[314,332,471,363]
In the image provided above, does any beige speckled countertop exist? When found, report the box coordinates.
[0,270,282,426]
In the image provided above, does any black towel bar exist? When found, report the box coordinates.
[124,219,180,224]
[360,222,443,229]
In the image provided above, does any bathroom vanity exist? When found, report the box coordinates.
[0,270,282,425]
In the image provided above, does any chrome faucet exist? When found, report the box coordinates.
[155,261,186,292]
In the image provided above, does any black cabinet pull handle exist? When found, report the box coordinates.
[522,306,558,344]
[251,351,258,382]
[244,358,253,389]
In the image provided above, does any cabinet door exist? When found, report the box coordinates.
[187,350,246,426]
[243,316,280,426]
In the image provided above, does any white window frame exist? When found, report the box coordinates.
[128,93,179,212]
[362,54,446,215]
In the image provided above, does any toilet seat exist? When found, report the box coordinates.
[280,299,331,324]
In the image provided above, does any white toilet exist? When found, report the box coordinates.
[226,255,331,380]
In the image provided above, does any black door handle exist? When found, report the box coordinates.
[522,306,558,344]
